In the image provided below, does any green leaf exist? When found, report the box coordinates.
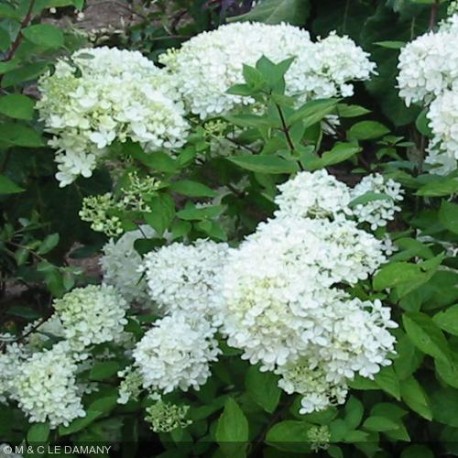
[0,27,11,52]
[415,109,433,137]
[1,62,48,88]
[344,396,364,429]
[229,0,311,26]
[256,56,294,90]
[347,121,390,141]
[416,177,458,197]
[227,155,298,174]
[130,148,178,174]
[27,422,50,443]
[401,445,434,458]
[170,180,217,198]
[403,312,451,363]
[144,193,175,235]
[89,361,121,381]
[374,41,405,49]
[400,376,432,421]
[435,355,458,389]
[225,113,272,129]
[349,191,391,208]
[22,24,64,49]
[0,123,43,147]
[0,4,21,19]
[37,233,59,254]
[177,204,225,221]
[394,334,423,380]
[374,366,401,401]
[362,416,400,432]
[433,304,458,336]
[216,398,249,443]
[59,410,103,436]
[288,98,338,126]
[430,387,458,427]
[266,420,313,453]
[241,64,266,89]
[0,94,35,120]
[373,262,424,291]
[439,201,458,235]
[245,366,281,413]
[315,142,361,168]
[0,175,24,194]
[336,104,371,118]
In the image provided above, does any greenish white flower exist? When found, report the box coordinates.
[53,285,128,350]
[9,342,85,428]
[160,22,375,119]
[37,47,189,186]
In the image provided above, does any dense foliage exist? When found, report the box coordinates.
[2,1,458,457]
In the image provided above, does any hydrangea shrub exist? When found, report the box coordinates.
[2,1,458,457]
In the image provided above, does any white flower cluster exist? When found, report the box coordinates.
[398,13,458,173]
[142,239,229,319]
[122,239,228,399]
[350,174,404,230]
[53,284,128,350]
[221,171,398,413]
[37,47,189,186]
[100,226,156,305]
[275,169,403,229]
[0,343,29,404]
[132,314,220,393]
[0,284,132,428]
[9,342,85,428]
[160,22,375,119]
